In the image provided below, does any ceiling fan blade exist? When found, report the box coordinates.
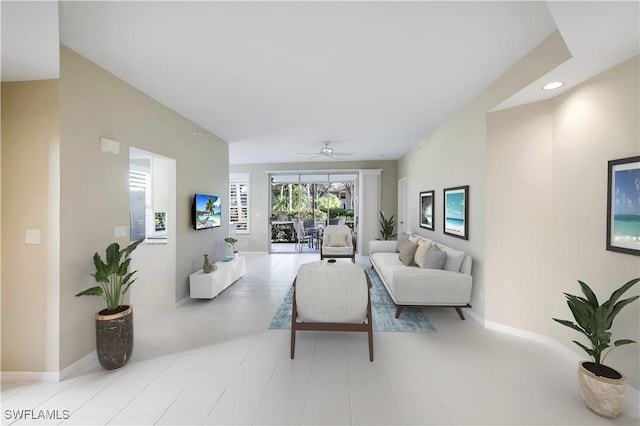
[297,142,354,160]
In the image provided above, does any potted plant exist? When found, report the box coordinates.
[224,237,239,257]
[552,277,639,418]
[75,238,143,370]
[378,211,397,240]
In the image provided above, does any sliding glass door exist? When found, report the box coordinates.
[269,172,358,253]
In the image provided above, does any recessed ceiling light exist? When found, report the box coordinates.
[542,81,564,90]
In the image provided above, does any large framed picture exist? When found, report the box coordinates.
[419,190,434,230]
[607,156,640,256]
[443,185,468,240]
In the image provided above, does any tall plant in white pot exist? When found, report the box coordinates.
[552,277,639,418]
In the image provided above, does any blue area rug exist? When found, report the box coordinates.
[268,266,437,333]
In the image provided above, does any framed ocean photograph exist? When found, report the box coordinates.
[420,191,434,230]
[607,156,640,255]
[443,186,468,240]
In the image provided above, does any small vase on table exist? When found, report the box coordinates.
[203,254,214,273]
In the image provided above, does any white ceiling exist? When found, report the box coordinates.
[2,1,638,164]
[1,0,59,81]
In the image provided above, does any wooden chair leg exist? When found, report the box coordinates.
[291,284,298,358]
[366,279,374,362]
[395,306,404,318]
[455,306,466,320]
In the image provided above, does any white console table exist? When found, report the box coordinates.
[189,256,246,299]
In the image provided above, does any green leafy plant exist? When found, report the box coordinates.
[271,195,289,220]
[224,237,239,252]
[552,278,639,371]
[378,211,397,240]
[75,239,144,312]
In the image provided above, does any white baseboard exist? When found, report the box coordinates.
[481,315,639,403]
[464,306,485,326]
[1,351,98,383]
[59,351,97,381]
[1,370,60,382]
[175,296,189,307]
[484,318,558,346]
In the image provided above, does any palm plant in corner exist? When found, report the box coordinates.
[76,238,143,370]
[552,277,639,418]
[378,211,397,240]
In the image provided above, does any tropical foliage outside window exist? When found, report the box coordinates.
[270,180,356,243]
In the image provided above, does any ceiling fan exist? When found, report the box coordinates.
[297,142,354,160]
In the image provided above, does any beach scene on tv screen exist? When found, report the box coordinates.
[195,194,221,229]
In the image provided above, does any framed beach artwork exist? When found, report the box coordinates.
[607,156,640,256]
[443,186,468,240]
[420,191,434,230]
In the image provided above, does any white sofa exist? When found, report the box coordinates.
[369,234,472,319]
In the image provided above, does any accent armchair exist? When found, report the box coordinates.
[290,261,373,361]
[320,224,355,262]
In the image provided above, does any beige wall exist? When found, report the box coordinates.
[486,101,554,333]
[486,56,640,389]
[486,56,639,389]
[1,80,60,372]
[230,160,397,252]
[59,46,229,370]
[550,56,639,388]
[399,31,571,319]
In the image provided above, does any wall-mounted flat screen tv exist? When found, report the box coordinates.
[192,194,221,230]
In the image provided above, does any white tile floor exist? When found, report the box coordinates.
[2,253,639,425]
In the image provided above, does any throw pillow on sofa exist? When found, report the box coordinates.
[408,234,421,244]
[442,246,466,272]
[396,231,410,252]
[398,240,418,266]
[413,240,433,268]
[424,244,447,269]
[328,233,348,247]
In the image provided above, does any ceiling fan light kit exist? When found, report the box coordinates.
[297,142,355,161]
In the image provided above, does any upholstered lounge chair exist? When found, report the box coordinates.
[320,224,355,262]
[290,261,373,361]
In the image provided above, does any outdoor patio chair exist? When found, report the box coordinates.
[291,219,312,252]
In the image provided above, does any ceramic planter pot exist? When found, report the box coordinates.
[95,305,134,370]
[577,361,626,418]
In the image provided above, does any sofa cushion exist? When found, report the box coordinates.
[396,231,410,252]
[439,245,466,272]
[398,240,418,266]
[391,269,472,305]
[413,240,433,268]
[370,251,404,268]
[328,233,348,247]
[424,244,447,269]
